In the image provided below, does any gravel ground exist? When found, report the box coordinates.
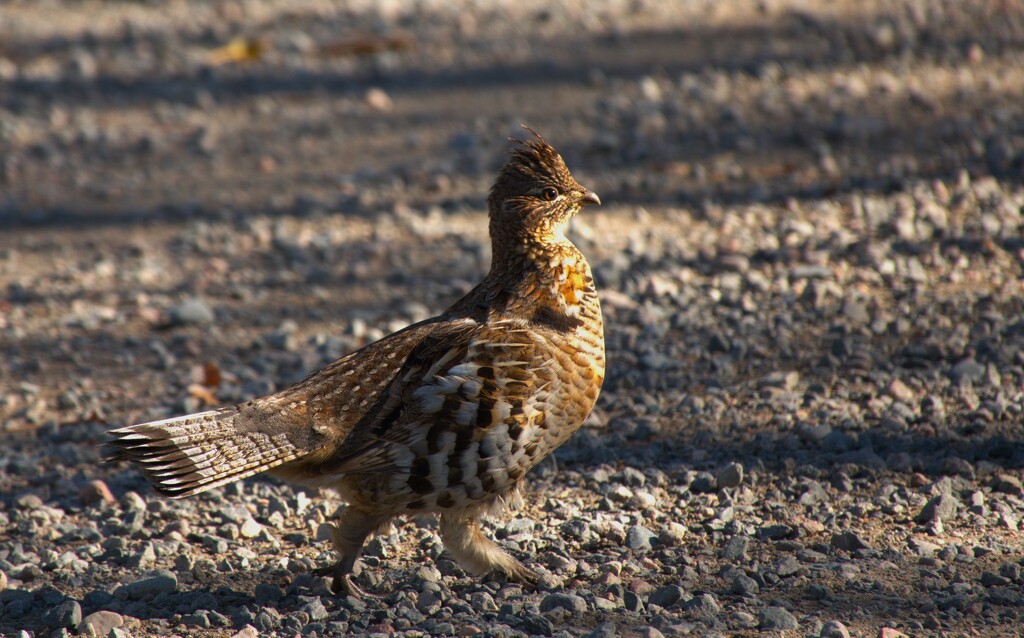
[3,1,1024,636]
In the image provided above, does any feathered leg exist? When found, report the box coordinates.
[438,513,538,586]
[314,506,392,597]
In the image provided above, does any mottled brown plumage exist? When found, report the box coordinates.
[107,130,605,596]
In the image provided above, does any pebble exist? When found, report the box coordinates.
[716,462,744,488]
[831,531,871,551]
[721,535,750,561]
[648,585,684,608]
[607,485,634,503]
[120,491,147,511]
[621,467,647,487]
[681,593,720,616]
[949,359,985,386]
[302,598,329,621]
[128,542,156,569]
[586,623,617,638]
[885,379,915,403]
[915,494,959,524]
[81,611,124,637]
[628,490,657,510]
[658,522,687,546]
[759,606,799,630]
[167,298,215,325]
[689,472,717,493]
[731,574,760,596]
[43,600,82,630]
[775,555,803,577]
[125,570,178,599]
[365,88,393,111]
[908,537,942,556]
[994,474,1023,496]
[820,620,851,638]
[239,518,264,539]
[539,593,588,614]
[79,479,116,505]
[626,525,659,551]
[730,611,757,629]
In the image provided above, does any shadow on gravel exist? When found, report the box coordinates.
[6,8,1024,108]
[5,8,1024,227]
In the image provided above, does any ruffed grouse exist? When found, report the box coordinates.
[107,132,605,596]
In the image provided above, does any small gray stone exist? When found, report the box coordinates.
[469,591,497,612]
[994,474,1024,496]
[521,613,554,636]
[126,569,178,599]
[759,524,793,540]
[716,462,744,488]
[915,494,959,523]
[842,298,870,324]
[120,491,147,511]
[989,587,1024,605]
[416,590,443,615]
[128,542,156,569]
[44,600,82,630]
[949,359,985,386]
[648,585,684,608]
[689,472,717,493]
[731,574,759,596]
[181,612,211,628]
[316,522,335,542]
[775,555,803,577]
[808,583,830,600]
[540,593,588,614]
[626,525,658,551]
[168,298,215,325]
[415,565,442,583]
[730,611,758,629]
[623,590,644,612]
[302,598,329,621]
[254,584,283,604]
[759,606,799,630]
[981,571,1012,587]
[620,466,647,487]
[586,622,618,638]
[790,265,832,280]
[681,593,720,616]
[721,535,749,561]
[798,480,829,505]
[831,531,870,551]
[908,537,942,556]
[820,619,851,638]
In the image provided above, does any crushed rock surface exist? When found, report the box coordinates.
[2,1,1024,636]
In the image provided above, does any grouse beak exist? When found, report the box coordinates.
[580,190,601,207]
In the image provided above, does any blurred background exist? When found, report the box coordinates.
[3,1,1023,224]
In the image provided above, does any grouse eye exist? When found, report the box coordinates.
[541,187,559,201]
